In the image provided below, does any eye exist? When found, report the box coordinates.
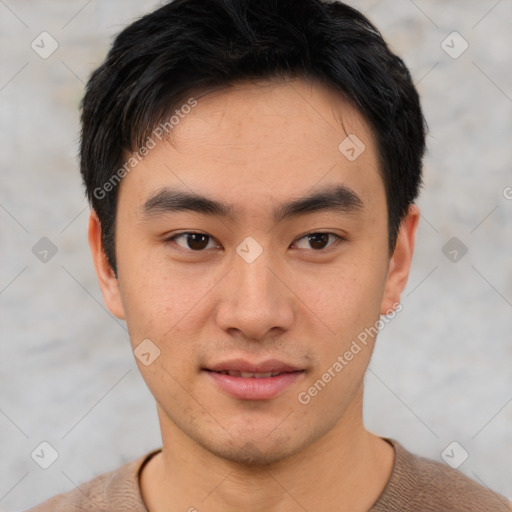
[167,232,220,251]
[165,231,343,253]
[292,232,343,251]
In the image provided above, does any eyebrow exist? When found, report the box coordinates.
[141,184,364,223]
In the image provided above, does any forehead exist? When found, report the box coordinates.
[118,77,384,217]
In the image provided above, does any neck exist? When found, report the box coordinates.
[140,388,394,512]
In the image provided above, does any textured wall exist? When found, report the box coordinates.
[1,0,511,510]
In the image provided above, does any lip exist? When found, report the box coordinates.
[204,358,305,401]
[206,358,301,374]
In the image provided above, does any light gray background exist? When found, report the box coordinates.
[1,0,511,510]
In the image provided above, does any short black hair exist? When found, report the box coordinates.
[80,0,426,274]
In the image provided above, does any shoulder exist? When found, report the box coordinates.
[372,439,512,512]
[24,449,161,512]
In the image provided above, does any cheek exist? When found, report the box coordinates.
[294,260,389,396]
[117,256,218,368]
[115,223,184,335]
[298,257,386,332]
[121,274,188,340]
[120,272,204,397]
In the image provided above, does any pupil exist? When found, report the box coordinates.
[188,233,209,250]
[308,233,328,250]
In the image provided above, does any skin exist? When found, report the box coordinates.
[88,77,419,511]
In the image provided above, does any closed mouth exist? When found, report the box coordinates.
[206,369,303,378]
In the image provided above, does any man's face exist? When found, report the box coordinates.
[95,78,407,464]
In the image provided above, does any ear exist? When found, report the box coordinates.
[380,204,420,315]
[87,210,126,319]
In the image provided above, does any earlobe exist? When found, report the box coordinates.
[87,210,126,320]
[380,204,420,315]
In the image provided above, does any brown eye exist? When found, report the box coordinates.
[308,233,330,250]
[293,233,341,251]
[170,233,217,251]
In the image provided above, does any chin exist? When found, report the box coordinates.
[205,436,298,466]
[192,418,321,467]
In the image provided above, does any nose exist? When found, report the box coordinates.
[215,245,295,341]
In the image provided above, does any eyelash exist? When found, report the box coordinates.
[164,231,344,253]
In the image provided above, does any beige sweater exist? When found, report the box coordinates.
[26,439,511,511]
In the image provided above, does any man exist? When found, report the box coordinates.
[28,0,511,510]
